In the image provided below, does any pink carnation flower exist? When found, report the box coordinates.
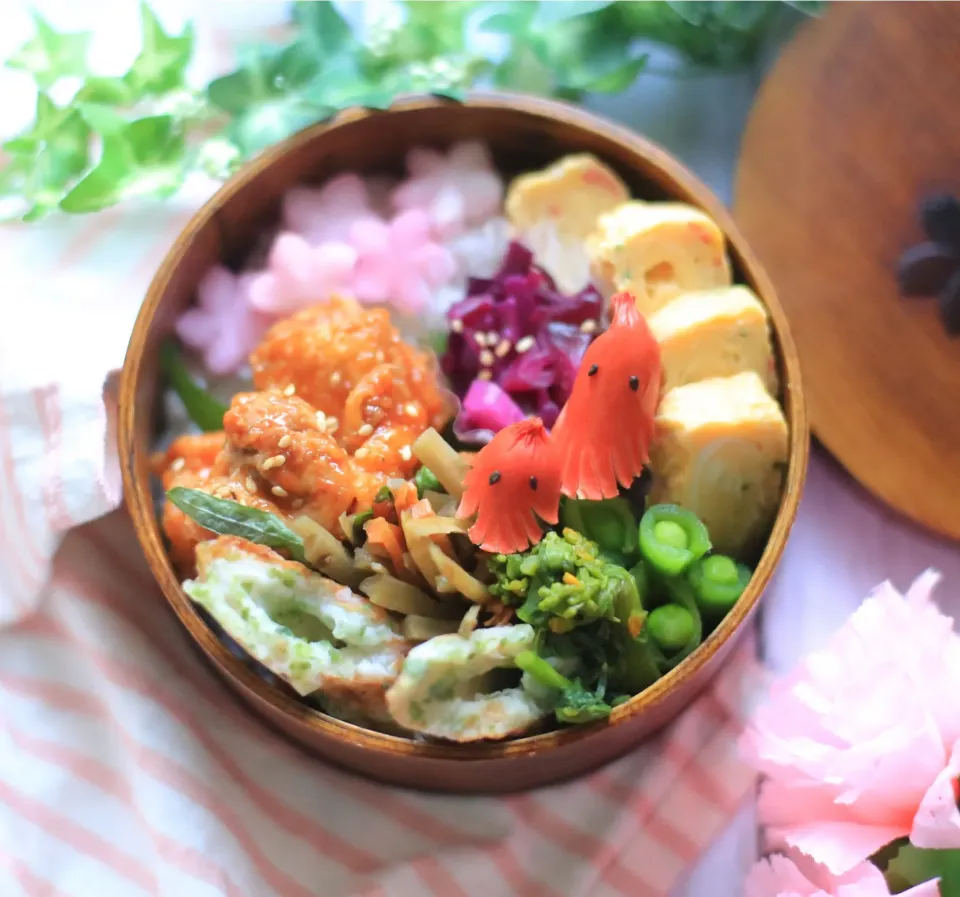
[741,569,960,878]
[392,141,504,240]
[247,232,357,316]
[349,209,456,314]
[746,851,938,897]
[175,266,273,375]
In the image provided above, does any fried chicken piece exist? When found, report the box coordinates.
[221,389,355,535]
[250,297,453,444]
[151,431,226,488]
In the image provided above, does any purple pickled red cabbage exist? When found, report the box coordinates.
[441,240,605,444]
[453,379,527,443]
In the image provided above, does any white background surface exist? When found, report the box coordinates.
[4,3,960,895]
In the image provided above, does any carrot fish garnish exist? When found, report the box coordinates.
[552,291,662,500]
[457,419,561,555]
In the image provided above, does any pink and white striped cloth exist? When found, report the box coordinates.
[0,4,760,894]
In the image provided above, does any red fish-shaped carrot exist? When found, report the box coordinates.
[552,291,662,500]
[457,419,561,555]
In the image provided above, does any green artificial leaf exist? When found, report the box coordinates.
[60,115,185,213]
[158,341,229,431]
[76,76,136,105]
[532,1,617,27]
[292,1,351,56]
[784,0,827,13]
[885,845,960,895]
[1,93,91,221]
[166,487,308,564]
[124,0,194,96]
[6,12,90,89]
[77,102,128,134]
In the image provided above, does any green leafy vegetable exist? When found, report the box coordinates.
[884,845,960,895]
[2,0,824,221]
[560,496,638,557]
[516,649,612,725]
[167,486,308,564]
[158,341,229,431]
[414,466,444,499]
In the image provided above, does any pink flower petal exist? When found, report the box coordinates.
[174,307,218,349]
[247,272,289,314]
[912,738,960,849]
[776,821,907,876]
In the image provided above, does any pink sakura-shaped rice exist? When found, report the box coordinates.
[247,232,357,317]
[282,172,381,245]
[350,209,457,314]
[392,141,504,240]
[176,266,273,375]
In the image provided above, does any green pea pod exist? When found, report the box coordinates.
[688,555,752,622]
[648,577,704,672]
[628,559,650,607]
[560,497,638,557]
[647,605,696,655]
[638,503,711,576]
[158,341,229,432]
[167,487,308,564]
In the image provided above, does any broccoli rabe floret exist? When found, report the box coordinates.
[489,529,645,633]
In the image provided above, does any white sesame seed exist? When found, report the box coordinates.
[292,498,304,509]
[515,335,535,354]
[330,371,342,386]
[283,384,296,397]
[479,349,495,367]
[170,457,186,473]
[271,454,286,467]
[477,369,493,381]
[316,411,327,428]
[399,445,412,462]
[580,319,598,334]
[486,331,498,345]
[272,485,288,498]
[278,434,292,449]
[245,477,257,494]
[356,447,369,459]
[494,339,512,358]
[357,423,374,437]
[375,350,385,363]
[326,417,338,434]
[450,319,464,333]
[474,332,488,347]
[404,403,418,417]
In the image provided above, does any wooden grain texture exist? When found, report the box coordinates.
[735,2,960,542]
[119,92,808,793]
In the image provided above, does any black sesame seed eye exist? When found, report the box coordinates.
[488,471,502,485]
[529,475,538,491]
[588,364,599,376]
[629,375,639,391]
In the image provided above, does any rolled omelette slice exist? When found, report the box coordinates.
[648,285,779,395]
[649,372,788,558]
[587,202,732,317]
[183,537,409,706]
[505,153,630,293]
